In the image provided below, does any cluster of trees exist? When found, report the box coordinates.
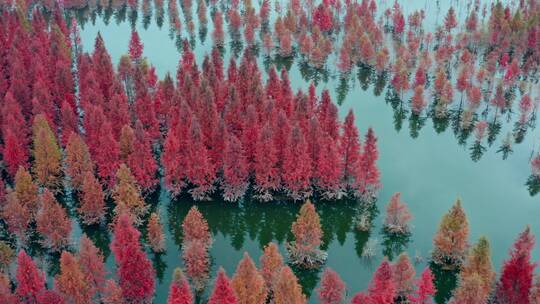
[0,0,382,248]
[45,0,540,180]
[2,198,540,304]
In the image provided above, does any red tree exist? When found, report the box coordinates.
[127,122,158,193]
[36,189,72,251]
[78,235,106,300]
[221,135,249,202]
[111,213,155,303]
[56,251,93,304]
[282,125,312,200]
[167,268,193,304]
[495,226,537,304]
[340,110,362,194]
[93,122,120,189]
[368,258,396,303]
[358,128,380,196]
[409,268,436,304]
[186,119,215,200]
[318,268,346,304]
[78,171,106,225]
[208,267,237,304]
[15,251,46,303]
[254,122,279,202]
[129,30,143,62]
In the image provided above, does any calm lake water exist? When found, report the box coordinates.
[63,1,540,303]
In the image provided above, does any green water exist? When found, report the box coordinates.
[60,1,540,303]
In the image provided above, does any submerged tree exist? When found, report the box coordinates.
[208,268,237,304]
[111,213,155,303]
[432,199,469,268]
[449,236,495,304]
[112,164,148,225]
[273,266,306,304]
[167,268,193,304]
[56,251,93,304]
[317,268,346,304]
[260,242,284,295]
[383,193,413,234]
[147,212,166,253]
[231,252,267,304]
[495,226,536,304]
[78,171,106,225]
[287,200,326,268]
[65,132,94,191]
[393,253,416,300]
[408,268,436,304]
[36,189,72,251]
[15,251,46,303]
[32,114,63,190]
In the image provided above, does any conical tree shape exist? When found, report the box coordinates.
[112,164,147,225]
[318,268,345,304]
[273,266,306,304]
[65,132,94,191]
[15,251,46,303]
[36,189,72,251]
[231,252,267,304]
[432,199,469,268]
[167,268,193,304]
[14,167,39,220]
[208,267,237,304]
[260,242,284,293]
[147,212,166,253]
[56,251,93,304]
[32,114,63,190]
[393,252,416,299]
[288,200,325,268]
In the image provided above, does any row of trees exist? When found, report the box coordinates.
[1,199,539,304]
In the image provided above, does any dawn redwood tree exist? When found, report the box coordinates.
[93,122,120,189]
[393,253,416,300]
[129,30,143,62]
[65,133,94,191]
[282,125,312,200]
[182,206,211,246]
[260,242,284,294]
[231,252,267,304]
[340,110,362,193]
[3,129,29,179]
[531,276,540,304]
[288,200,325,268]
[317,268,346,304]
[36,189,72,251]
[0,273,17,303]
[102,279,123,304]
[273,266,306,304]
[78,235,106,300]
[450,236,494,304]
[182,240,210,292]
[254,122,279,202]
[78,171,106,225]
[358,128,380,197]
[368,258,396,304]
[408,268,436,304]
[112,164,148,225]
[14,166,39,220]
[221,135,249,202]
[111,213,155,303]
[32,114,62,190]
[384,193,413,234]
[2,190,31,242]
[147,212,166,253]
[495,226,536,304]
[208,267,237,304]
[127,122,159,193]
[167,268,193,304]
[119,124,135,161]
[15,251,46,303]
[316,133,343,200]
[187,119,215,200]
[432,199,469,267]
[56,251,93,304]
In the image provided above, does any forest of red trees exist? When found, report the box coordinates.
[0,0,539,303]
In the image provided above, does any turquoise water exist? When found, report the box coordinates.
[64,1,540,302]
